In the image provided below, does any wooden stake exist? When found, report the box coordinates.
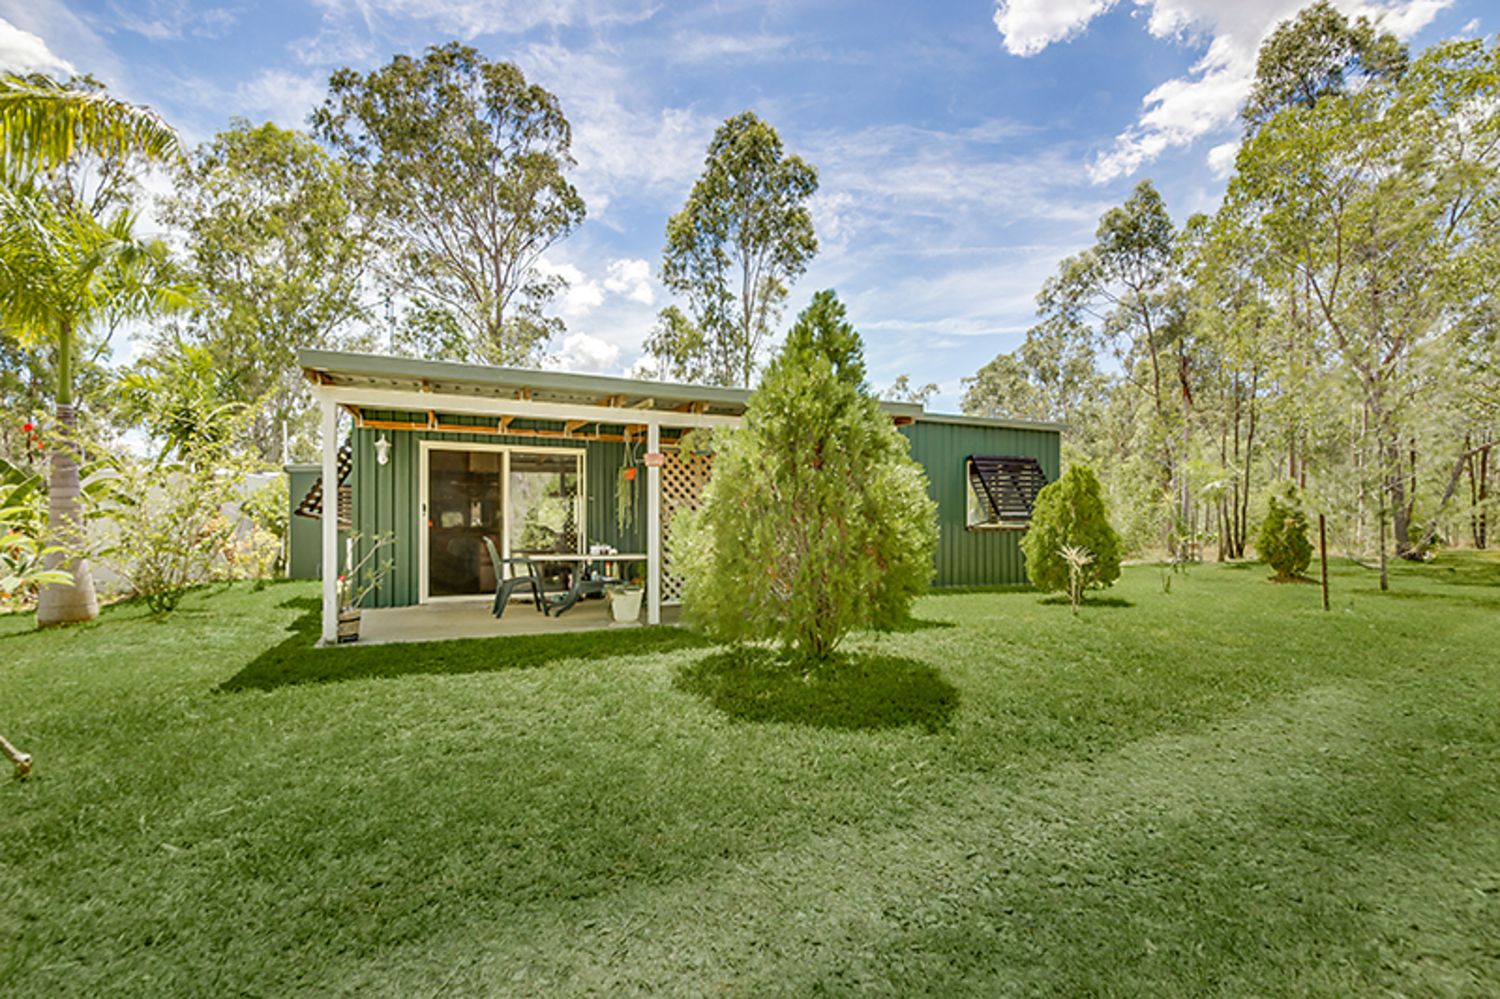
[1319,513,1330,612]
[0,733,33,779]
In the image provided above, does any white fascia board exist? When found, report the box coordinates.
[320,385,741,430]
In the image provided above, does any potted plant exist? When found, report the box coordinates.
[336,532,393,643]
[606,560,644,623]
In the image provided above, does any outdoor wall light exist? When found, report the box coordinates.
[374,434,391,466]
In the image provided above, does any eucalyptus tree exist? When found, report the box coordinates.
[314,43,585,366]
[1029,179,1192,547]
[0,73,181,626]
[1182,210,1270,560]
[154,120,371,461]
[1241,0,1407,131]
[1233,38,1500,581]
[651,111,818,387]
[962,314,1106,431]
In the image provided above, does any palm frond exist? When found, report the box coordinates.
[0,73,179,172]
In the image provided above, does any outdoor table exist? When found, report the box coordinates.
[503,554,647,616]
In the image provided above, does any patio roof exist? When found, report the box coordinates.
[296,348,1066,432]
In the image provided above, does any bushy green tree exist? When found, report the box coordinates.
[1021,465,1122,596]
[673,290,936,660]
[1256,487,1313,581]
[314,43,584,366]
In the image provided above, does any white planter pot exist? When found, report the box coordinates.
[608,587,643,623]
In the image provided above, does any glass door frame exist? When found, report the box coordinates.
[417,440,587,603]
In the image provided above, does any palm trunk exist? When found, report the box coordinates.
[36,319,98,627]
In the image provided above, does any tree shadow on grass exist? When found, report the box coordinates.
[220,596,713,693]
[1037,595,1135,608]
[674,647,958,732]
[880,617,957,633]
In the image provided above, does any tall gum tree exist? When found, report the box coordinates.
[650,111,818,388]
[313,43,584,366]
[1233,38,1500,581]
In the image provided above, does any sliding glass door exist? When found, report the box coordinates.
[422,444,583,599]
[508,450,582,557]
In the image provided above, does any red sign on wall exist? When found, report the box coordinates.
[643,452,665,468]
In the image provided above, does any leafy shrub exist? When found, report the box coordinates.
[673,291,937,661]
[99,433,262,613]
[1256,486,1312,581]
[0,458,73,609]
[1021,465,1122,596]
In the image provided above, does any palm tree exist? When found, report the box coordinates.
[0,73,181,626]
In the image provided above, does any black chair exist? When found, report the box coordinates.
[483,538,544,619]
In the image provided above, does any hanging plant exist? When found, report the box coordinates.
[616,432,639,536]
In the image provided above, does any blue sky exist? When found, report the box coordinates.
[0,0,1487,410]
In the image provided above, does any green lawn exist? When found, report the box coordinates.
[3,556,1498,996]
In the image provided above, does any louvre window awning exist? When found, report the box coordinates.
[295,438,353,530]
[968,454,1047,524]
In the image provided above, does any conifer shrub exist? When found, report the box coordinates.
[1020,465,1122,596]
[1256,486,1312,581]
[672,291,937,661]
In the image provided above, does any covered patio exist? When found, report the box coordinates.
[298,350,800,645]
[357,598,683,644]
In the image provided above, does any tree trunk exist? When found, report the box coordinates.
[36,319,99,627]
[1377,493,1389,592]
[1469,441,1490,549]
[1410,440,1495,559]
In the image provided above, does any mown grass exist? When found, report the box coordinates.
[2,553,1498,996]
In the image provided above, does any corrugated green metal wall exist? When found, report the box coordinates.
[350,412,645,608]
[899,420,1061,588]
[350,413,1059,605]
[284,465,325,580]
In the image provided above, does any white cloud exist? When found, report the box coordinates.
[552,332,621,373]
[537,260,606,319]
[233,69,325,128]
[1206,138,1239,177]
[992,0,1455,183]
[992,0,1118,56]
[668,32,792,63]
[0,16,75,74]
[109,1,237,41]
[0,1,126,91]
[516,43,714,222]
[603,258,656,305]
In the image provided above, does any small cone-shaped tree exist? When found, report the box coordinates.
[1020,465,1122,596]
[1256,486,1313,581]
[673,290,937,660]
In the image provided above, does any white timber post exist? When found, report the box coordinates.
[647,420,661,625]
[320,392,339,645]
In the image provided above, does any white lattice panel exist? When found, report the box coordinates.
[660,450,713,603]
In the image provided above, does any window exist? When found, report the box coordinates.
[966,455,1047,530]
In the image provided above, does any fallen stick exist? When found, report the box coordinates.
[0,733,33,779]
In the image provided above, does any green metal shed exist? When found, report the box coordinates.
[295,350,1061,641]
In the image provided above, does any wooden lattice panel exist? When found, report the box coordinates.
[660,450,713,603]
